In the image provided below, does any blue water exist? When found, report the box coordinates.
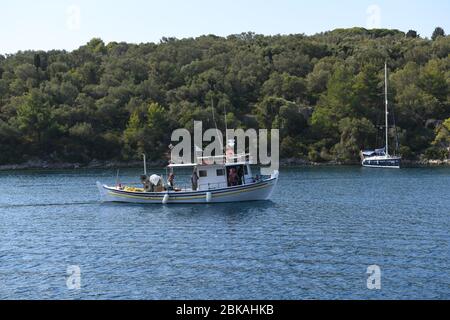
[0,166,449,300]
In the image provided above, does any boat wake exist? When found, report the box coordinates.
[0,201,98,209]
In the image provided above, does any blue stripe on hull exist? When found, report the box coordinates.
[108,180,271,197]
[99,178,277,203]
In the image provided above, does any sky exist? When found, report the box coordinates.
[1,0,449,54]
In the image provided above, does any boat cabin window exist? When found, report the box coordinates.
[216,169,225,176]
[199,170,208,177]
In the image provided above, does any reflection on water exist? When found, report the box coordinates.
[0,166,449,299]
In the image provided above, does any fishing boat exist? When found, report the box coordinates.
[361,63,402,169]
[97,153,279,204]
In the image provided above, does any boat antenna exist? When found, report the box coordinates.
[224,103,228,151]
[142,153,147,176]
[210,88,224,153]
[115,169,120,186]
[384,61,389,157]
[211,95,218,131]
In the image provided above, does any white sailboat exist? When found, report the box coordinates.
[361,63,401,169]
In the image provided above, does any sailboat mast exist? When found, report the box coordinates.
[385,62,389,157]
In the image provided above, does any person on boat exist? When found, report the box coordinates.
[228,168,238,186]
[141,175,151,192]
[148,174,163,192]
[167,173,175,191]
[237,166,244,185]
[191,169,199,191]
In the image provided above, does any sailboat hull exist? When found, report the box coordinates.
[362,156,401,169]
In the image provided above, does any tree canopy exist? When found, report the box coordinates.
[0,27,449,165]
[432,27,445,41]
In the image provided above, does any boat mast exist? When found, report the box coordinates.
[143,153,147,176]
[210,94,224,153]
[224,103,228,153]
[385,62,389,157]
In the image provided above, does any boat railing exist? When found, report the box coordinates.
[116,177,270,192]
[167,182,227,192]
[114,182,141,187]
[198,182,229,190]
[196,153,253,165]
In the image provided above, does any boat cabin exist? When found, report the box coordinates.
[196,162,252,190]
[167,154,254,191]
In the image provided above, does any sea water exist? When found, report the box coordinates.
[0,166,449,299]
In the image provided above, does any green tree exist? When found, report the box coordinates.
[431,118,450,159]
[123,102,169,160]
[333,117,376,162]
[255,96,290,129]
[406,30,418,38]
[16,90,54,145]
[311,65,355,137]
[431,27,445,40]
[273,103,307,137]
[352,64,382,121]
[306,57,336,102]
[123,110,146,157]
[419,59,448,104]
[261,72,306,101]
[0,120,23,163]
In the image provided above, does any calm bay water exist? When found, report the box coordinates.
[0,166,449,299]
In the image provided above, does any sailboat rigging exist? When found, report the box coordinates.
[360,63,402,168]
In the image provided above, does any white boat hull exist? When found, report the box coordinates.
[361,156,401,169]
[97,172,278,204]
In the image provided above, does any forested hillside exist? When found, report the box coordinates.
[0,27,449,165]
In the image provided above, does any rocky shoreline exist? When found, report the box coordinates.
[0,158,449,171]
[0,159,167,171]
[280,158,450,167]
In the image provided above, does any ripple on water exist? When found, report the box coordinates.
[0,167,449,299]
